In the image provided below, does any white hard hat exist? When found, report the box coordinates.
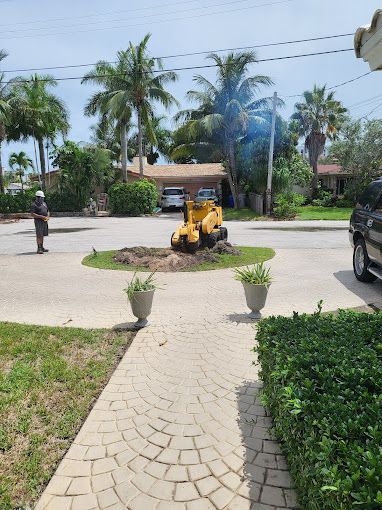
[35,190,45,198]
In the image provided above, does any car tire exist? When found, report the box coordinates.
[353,238,377,283]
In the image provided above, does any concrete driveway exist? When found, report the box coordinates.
[0,220,380,328]
[0,215,350,255]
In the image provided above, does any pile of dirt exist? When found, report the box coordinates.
[211,241,241,255]
[113,242,241,272]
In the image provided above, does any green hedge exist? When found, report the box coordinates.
[256,310,382,510]
[45,191,80,212]
[109,179,158,216]
[0,190,36,213]
[0,191,80,213]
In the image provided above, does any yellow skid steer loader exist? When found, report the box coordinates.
[171,200,228,253]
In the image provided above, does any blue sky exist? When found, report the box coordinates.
[0,0,381,171]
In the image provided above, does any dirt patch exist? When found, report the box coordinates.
[113,243,241,272]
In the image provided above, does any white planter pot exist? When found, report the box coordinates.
[129,289,155,329]
[242,282,270,319]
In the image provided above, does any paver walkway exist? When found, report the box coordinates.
[36,320,297,510]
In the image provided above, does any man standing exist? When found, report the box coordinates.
[31,190,49,254]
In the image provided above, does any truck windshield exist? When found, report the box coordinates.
[198,190,214,197]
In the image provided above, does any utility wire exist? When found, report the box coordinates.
[0,0,296,40]
[0,0,217,28]
[0,0,266,35]
[1,48,354,85]
[281,71,371,99]
[1,33,354,74]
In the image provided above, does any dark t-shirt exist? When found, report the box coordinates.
[31,200,49,222]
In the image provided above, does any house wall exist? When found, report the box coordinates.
[127,174,223,199]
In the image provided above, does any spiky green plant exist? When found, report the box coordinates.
[234,262,272,285]
[123,272,157,301]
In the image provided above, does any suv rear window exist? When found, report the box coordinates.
[162,189,184,196]
[198,190,215,197]
[357,181,382,210]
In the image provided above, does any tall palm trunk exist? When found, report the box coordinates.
[0,138,4,194]
[307,132,326,198]
[120,122,128,183]
[227,140,239,209]
[37,137,46,191]
[137,105,144,178]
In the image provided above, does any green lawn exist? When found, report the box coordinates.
[296,206,353,220]
[223,206,352,221]
[82,247,275,272]
[0,323,134,510]
[222,208,261,221]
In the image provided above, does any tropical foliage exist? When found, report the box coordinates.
[8,151,33,190]
[292,85,347,195]
[83,34,178,180]
[329,119,382,201]
[10,74,69,190]
[172,52,274,207]
[0,50,12,193]
[51,141,113,209]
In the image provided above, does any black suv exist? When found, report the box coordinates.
[349,177,382,282]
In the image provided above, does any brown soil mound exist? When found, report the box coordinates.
[211,241,241,255]
[113,243,241,272]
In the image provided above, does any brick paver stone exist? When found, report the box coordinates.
[36,321,298,509]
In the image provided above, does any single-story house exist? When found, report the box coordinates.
[31,157,228,200]
[318,164,352,195]
[126,157,226,198]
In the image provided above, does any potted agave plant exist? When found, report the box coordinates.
[234,262,272,319]
[124,272,157,329]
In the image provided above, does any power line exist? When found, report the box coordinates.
[1,47,355,85]
[0,0,262,35]
[281,70,371,99]
[362,101,382,119]
[0,0,296,41]
[0,0,214,28]
[1,33,354,74]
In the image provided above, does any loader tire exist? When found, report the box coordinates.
[219,227,228,241]
[206,232,220,249]
[171,232,179,249]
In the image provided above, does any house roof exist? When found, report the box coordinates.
[127,160,226,179]
[317,164,350,176]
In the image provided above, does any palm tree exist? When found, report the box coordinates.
[83,34,178,179]
[292,85,347,195]
[0,49,12,194]
[82,51,132,182]
[172,52,273,208]
[11,74,69,190]
[8,151,33,190]
[124,34,178,176]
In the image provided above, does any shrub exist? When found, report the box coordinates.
[44,191,80,212]
[273,192,305,219]
[335,198,354,209]
[0,190,82,213]
[0,189,36,213]
[256,310,382,510]
[311,189,334,207]
[109,179,158,216]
